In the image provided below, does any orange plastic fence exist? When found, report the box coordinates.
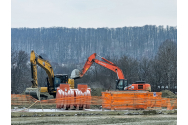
[11,94,37,105]
[102,91,177,110]
[11,94,102,106]
[11,92,177,110]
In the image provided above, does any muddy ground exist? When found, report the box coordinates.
[11,109,177,125]
[11,115,177,125]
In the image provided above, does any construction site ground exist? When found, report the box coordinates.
[11,89,177,124]
[11,115,177,125]
[11,109,177,125]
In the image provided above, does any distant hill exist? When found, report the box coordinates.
[11,25,177,64]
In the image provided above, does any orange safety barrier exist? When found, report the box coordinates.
[11,95,101,106]
[11,91,177,110]
[55,84,91,109]
[102,91,149,110]
[161,98,177,110]
[11,94,37,105]
[102,91,177,110]
[170,98,177,109]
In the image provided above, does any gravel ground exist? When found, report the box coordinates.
[11,115,177,125]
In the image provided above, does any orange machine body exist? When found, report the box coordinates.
[125,82,151,91]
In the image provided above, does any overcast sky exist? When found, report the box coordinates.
[11,0,177,28]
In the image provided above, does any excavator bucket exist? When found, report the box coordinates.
[70,69,81,79]
[25,87,41,100]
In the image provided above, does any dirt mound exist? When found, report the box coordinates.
[91,88,105,96]
[161,90,177,98]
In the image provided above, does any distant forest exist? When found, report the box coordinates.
[11,25,177,94]
[11,25,177,64]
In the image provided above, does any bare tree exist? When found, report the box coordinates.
[137,57,158,91]
[154,40,177,91]
[11,50,30,94]
[117,56,139,85]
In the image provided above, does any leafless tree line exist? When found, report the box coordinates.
[11,50,31,94]
[76,40,177,92]
[11,40,177,94]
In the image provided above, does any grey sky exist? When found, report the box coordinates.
[11,0,177,28]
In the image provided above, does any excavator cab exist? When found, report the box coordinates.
[53,74,68,90]
[116,79,128,90]
[46,74,69,93]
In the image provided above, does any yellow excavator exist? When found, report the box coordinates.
[25,50,74,100]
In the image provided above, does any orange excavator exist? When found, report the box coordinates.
[71,53,151,91]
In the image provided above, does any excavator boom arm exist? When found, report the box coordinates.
[94,59,125,79]
[79,53,125,79]
[30,51,38,87]
[80,53,96,77]
[36,58,54,87]
[30,50,54,88]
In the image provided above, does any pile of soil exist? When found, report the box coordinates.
[161,90,177,98]
[91,88,105,96]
